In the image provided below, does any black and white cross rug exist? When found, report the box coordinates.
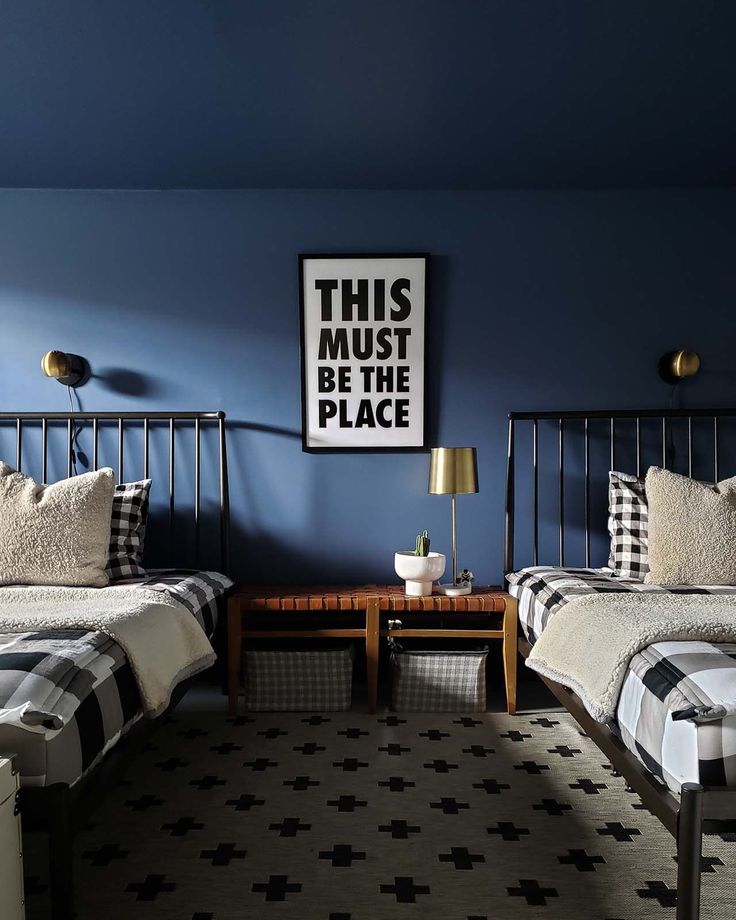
[24,707,736,919]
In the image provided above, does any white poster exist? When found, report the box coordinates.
[300,254,427,451]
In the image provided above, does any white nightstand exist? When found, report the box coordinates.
[0,756,25,919]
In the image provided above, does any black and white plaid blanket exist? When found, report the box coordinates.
[509,566,736,792]
[0,569,232,787]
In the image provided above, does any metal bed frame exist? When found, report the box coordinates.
[504,408,736,920]
[0,410,231,920]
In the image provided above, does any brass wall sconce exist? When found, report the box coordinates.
[41,351,89,387]
[658,350,701,385]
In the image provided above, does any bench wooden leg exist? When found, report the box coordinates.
[228,597,242,715]
[502,596,518,715]
[366,597,380,714]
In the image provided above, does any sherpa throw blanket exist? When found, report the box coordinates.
[0,584,215,717]
[526,592,736,723]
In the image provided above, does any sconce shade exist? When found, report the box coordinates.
[41,351,88,387]
[658,350,701,384]
[428,447,478,495]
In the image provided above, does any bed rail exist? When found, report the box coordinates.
[0,410,230,574]
[504,407,736,575]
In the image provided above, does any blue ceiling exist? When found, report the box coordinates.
[1,1,734,189]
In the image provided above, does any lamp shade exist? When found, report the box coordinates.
[428,447,478,495]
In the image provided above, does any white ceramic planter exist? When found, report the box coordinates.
[394,551,446,597]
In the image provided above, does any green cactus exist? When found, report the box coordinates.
[415,530,430,557]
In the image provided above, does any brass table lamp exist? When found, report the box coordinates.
[428,447,478,595]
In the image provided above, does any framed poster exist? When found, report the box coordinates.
[299,253,428,451]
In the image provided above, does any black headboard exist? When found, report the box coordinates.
[0,410,230,574]
[504,408,736,575]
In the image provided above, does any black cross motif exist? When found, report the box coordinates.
[430,797,470,814]
[453,716,482,727]
[225,793,265,811]
[547,745,582,758]
[438,847,485,870]
[319,844,367,867]
[473,778,510,795]
[209,742,243,755]
[514,761,550,775]
[333,758,369,771]
[329,914,351,920]
[378,819,421,839]
[155,756,189,771]
[192,914,213,920]
[423,759,459,773]
[81,843,129,866]
[558,849,605,872]
[530,717,560,728]
[672,854,724,873]
[126,874,176,901]
[487,822,530,841]
[178,727,208,739]
[533,799,572,816]
[378,715,406,726]
[463,745,495,757]
[379,776,415,792]
[338,727,369,739]
[189,775,226,791]
[252,875,302,902]
[200,842,246,866]
[597,822,641,842]
[269,817,312,837]
[258,727,288,739]
[379,743,411,756]
[380,876,431,903]
[507,879,558,906]
[302,715,331,725]
[293,742,326,755]
[569,778,607,795]
[242,758,278,771]
[284,775,320,791]
[161,816,205,837]
[327,795,368,812]
[500,730,531,742]
[125,794,164,811]
[419,729,450,741]
[636,881,677,907]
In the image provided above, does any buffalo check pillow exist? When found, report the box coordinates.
[106,479,152,580]
[607,470,649,579]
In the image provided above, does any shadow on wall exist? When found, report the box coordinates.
[93,367,163,398]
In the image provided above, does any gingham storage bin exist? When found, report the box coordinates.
[244,645,354,711]
[390,642,488,712]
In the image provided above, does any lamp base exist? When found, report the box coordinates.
[438,583,472,597]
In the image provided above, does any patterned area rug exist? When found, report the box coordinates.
[24,708,736,919]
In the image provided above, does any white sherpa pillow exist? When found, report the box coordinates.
[0,463,115,587]
[645,466,736,585]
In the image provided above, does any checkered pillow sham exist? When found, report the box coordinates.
[607,470,649,579]
[106,479,152,580]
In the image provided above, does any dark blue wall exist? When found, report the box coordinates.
[1,188,735,582]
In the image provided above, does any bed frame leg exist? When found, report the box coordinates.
[48,784,75,920]
[677,783,704,920]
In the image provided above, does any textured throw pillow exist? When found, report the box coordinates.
[607,471,649,579]
[0,463,115,587]
[106,479,152,580]
[645,466,736,585]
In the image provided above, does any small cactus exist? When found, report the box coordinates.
[415,530,430,557]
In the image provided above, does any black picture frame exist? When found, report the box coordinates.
[299,252,429,453]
